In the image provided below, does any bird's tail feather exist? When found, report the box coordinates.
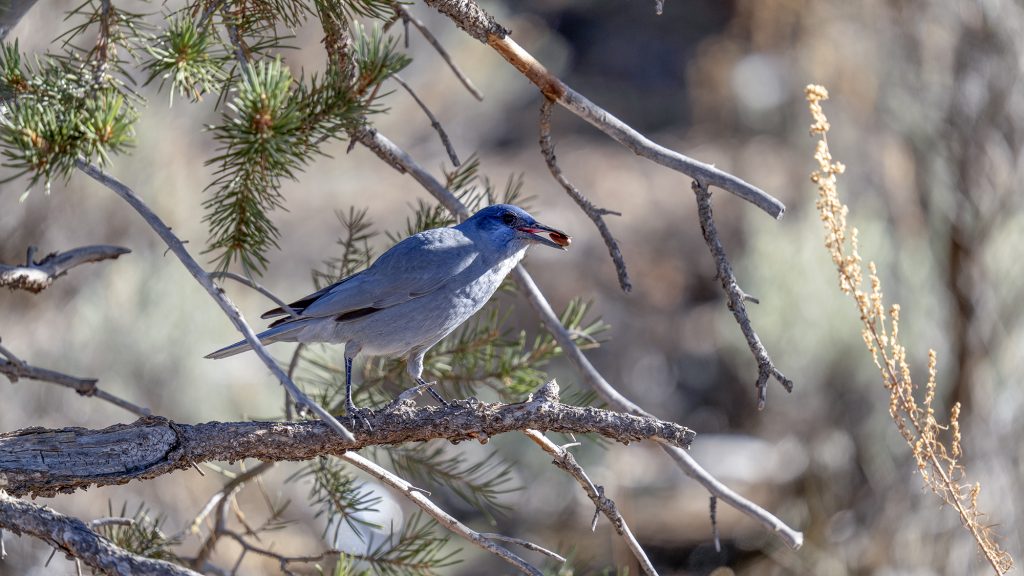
[204,322,307,359]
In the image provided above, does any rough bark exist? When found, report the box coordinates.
[0,491,200,576]
[0,245,130,293]
[0,381,694,498]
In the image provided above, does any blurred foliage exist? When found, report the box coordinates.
[94,502,182,563]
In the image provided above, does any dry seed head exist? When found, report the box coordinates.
[951,402,962,459]
[806,84,1012,573]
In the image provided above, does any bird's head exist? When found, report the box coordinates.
[464,204,572,251]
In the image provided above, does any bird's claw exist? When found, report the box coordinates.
[345,404,373,431]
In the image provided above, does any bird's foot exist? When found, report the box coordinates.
[396,380,439,404]
[345,403,373,431]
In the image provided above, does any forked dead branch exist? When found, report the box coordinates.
[0,244,129,293]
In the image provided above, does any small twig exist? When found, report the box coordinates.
[710,495,720,553]
[392,74,461,166]
[76,161,355,443]
[393,2,483,101]
[0,340,152,416]
[190,462,275,570]
[196,0,228,30]
[692,181,793,409]
[285,343,306,421]
[0,244,130,293]
[341,452,542,575]
[539,98,631,292]
[524,430,657,575]
[225,22,251,82]
[479,533,566,563]
[209,271,300,319]
[89,517,136,529]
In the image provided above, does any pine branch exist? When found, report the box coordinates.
[0,380,695,498]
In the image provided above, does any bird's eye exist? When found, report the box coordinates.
[501,212,516,225]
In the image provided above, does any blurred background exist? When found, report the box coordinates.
[2,0,1023,574]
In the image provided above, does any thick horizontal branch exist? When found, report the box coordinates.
[0,381,694,498]
[0,491,199,576]
[0,245,130,293]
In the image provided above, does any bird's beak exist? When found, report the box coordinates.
[516,222,572,250]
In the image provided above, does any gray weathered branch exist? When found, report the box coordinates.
[525,430,656,575]
[0,381,694,498]
[418,0,786,219]
[0,491,200,576]
[693,182,792,409]
[0,340,151,416]
[539,98,631,292]
[0,245,130,293]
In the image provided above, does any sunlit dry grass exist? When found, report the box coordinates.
[805,84,1013,575]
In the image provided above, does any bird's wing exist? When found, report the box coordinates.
[282,228,479,321]
[260,271,364,320]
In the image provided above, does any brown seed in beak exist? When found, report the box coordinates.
[549,231,572,247]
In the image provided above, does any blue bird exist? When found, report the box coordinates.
[206,204,571,415]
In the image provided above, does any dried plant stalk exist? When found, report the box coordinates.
[805,84,1013,575]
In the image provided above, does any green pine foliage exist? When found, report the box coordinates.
[375,443,518,523]
[335,512,461,576]
[0,0,143,192]
[202,23,409,274]
[291,456,385,545]
[313,206,377,289]
[143,16,226,104]
[94,502,182,563]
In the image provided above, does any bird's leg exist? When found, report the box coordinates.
[344,356,357,414]
[344,356,372,430]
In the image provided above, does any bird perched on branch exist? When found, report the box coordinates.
[206,204,571,415]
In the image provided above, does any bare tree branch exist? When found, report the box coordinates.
[539,98,630,292]
[393,2,484,101]
[393,74,461,166]
[477,533,566,563]
[417,0,786,219]
[0,245,130,293]
[340,452,543,576]
[524,430,656,575]
[75,161,356,444]
[0,491,200,576]
[692,181,792,409]
[189,462,274,571]
[0,380,694,498]
[0,340,152,417]
[352,125,805,550]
